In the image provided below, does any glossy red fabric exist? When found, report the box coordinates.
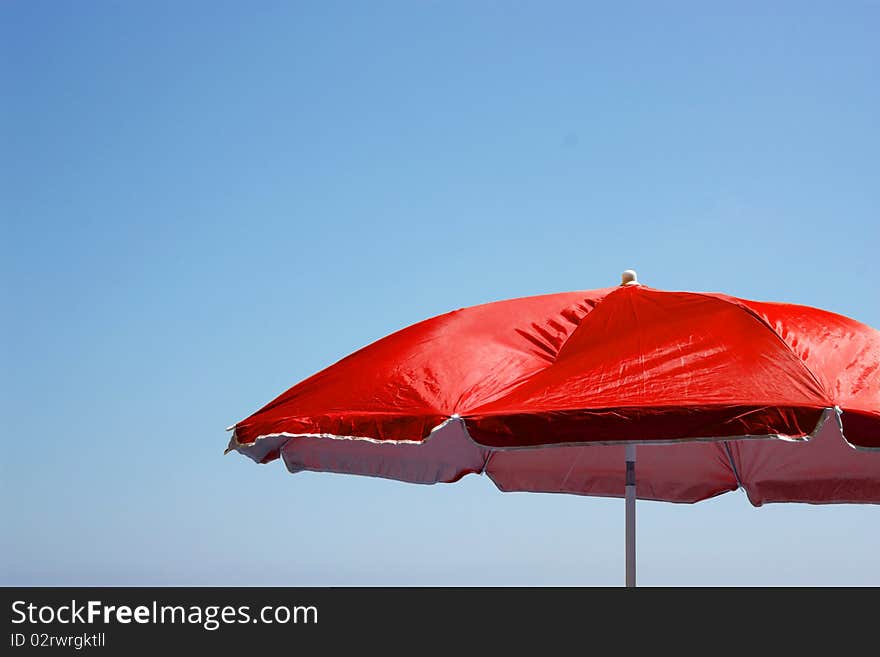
[228,284,880,504]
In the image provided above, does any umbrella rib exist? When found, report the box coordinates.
[480,451,494,474]
[550,290,617,363]
[692,292,834,403]
[722,441,744,490]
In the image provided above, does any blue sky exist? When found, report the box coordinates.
[2,1,878,585]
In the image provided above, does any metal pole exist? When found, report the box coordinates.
[625,444,636,587]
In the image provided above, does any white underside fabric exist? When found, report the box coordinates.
[229,409,880,506]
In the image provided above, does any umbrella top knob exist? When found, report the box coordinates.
[620,269,639,286]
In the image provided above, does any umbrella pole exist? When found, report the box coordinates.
[625,444,636,587]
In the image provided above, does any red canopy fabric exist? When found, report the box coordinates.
[227,284,880,505]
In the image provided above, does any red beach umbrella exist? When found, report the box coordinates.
[226,270,880,585]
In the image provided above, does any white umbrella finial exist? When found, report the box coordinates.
[621,269,639,286]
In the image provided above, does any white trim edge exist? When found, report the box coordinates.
[225,407,866,459]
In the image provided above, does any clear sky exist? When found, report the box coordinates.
[2,1,878,586]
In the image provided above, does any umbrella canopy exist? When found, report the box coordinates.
[227,273,879,507]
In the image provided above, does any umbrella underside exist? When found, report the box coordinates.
[229,408,880,506]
